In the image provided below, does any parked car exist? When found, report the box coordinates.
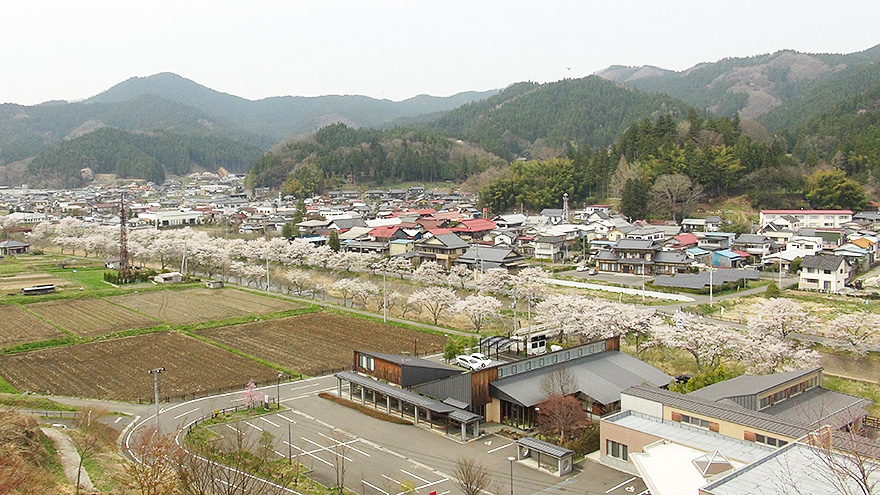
[576,265,588,272]
[455,355,484,371]
[470,353,492,368]
[587,267,598,275]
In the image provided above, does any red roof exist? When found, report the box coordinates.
[673,233,699,246]
[451,218,497,233]
[369,225,401,238]
[733,250,752,259]
[762,209,853,215]
[427,228,453,235]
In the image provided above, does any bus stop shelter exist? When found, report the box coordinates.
[516,437,574,476]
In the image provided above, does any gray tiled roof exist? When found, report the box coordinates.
[431,233,469,249]
[623,385,809,438]
[801,254,845,271]
[517,437,573,458]
[615,239,659,250]
[762,387,871,429]
[689,368,821,402]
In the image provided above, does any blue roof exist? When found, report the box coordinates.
[686,247,709,255]
[714,249,741,259]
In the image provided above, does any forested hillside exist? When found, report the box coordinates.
[28,127,264,187]
[426,77,691,159]
[597,44,880,120]
[246,124,505,196]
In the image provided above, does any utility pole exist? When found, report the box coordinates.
[118,193,131,283]
[382,268,387,323]
[148,367,165,431]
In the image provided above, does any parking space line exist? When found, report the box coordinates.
[244,421,263,432]
[114,417,122,424]
[637,490,649,495]
[226,424,241,433]
[400,469,429,484]
[362,480,389,494]
[413,478,446,492]
[261,417,280,428]
[606,477,636,493]
[174,407,201,420]
[277,414,296,424]
[315,432,371,457]
[487,442,514,454]
[290,383,321,391]
[275,450,287,458]
[301,436,354,462]
[285,441,334,467]
[382,474,401,486]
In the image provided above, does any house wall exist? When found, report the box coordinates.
[599,420,662,476]
[662,406,796,444]
[355,354,402,385]
[799,265,848,292]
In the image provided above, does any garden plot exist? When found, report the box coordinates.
[26,298,160,337]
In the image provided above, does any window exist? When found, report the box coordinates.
[755,434,788,448]
[681,414,711,429]
[358,354,374,371]
[607,440,628,461]
[759,396,771,409]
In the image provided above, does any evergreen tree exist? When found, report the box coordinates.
[619,178,650,220]
[328,229,341,252]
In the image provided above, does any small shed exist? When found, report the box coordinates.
[154,272,183,284]
[515,437,574,476]
[0,240,30,255]
[206,280,224,289]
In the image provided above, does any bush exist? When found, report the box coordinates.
[765,282,781,297]
[562,422,600,456]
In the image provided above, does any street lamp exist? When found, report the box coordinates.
[148,367,165,431]
[508,456,516,495]
[277,373,283,410]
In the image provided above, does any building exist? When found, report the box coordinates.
[798,254,851,293]
[454,245,526,273]
[138,210,204,228]
[533,235,566,262]
[760,209,853,229]
[414,233,469,267]
[0,240,31,255]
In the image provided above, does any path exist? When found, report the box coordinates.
[41,426,95,492]
[543,277,696,302]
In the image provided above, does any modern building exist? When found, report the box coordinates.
[798,254,852,293]
[760,209,854,229]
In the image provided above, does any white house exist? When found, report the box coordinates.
[798,255,851,293]
[760,210,853,229]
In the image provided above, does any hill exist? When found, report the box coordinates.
[425,77,691,159]
[596,44,880,120]
[86,72,499,142]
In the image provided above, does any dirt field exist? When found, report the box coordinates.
[0,305,68,347]
[199,312,446,375]
[0,273,72,293]
[26,298,160,337]
[107,288,300,325]
[0,332,280,400]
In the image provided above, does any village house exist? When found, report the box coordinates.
[798,254,851,292]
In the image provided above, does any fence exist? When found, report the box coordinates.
[8,409,79,419]
[136,367,350,404]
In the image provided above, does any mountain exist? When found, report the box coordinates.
[596,44,880,121]
[85,73,499,142]
[425,76,692,159]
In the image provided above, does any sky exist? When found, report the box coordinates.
[3,1,880,105]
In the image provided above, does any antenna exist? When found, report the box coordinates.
[562,192,570,223]
[118,193,131,283]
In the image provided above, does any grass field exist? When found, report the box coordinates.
[199,312,446,375]
[0,305,67,347]
[0,331,280,401]
[26,298,159,337]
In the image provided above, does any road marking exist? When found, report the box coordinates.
[362,480,389,494]
[244,421,263,432]
[315,431,371,457]
[261,417,281,428]
[230,397,245,402]
[439,491,450,495]
[301,436,354,462]
[290,382,321,391]
[174,407,201,420]
[637,490,649,495]
[606,477,636,493]
[226,424,241,433]
[487,442,514,454]
[382,474,402,486]
[285,441,334,467]
[400,469,429,484]
[277,414,297,424]
[275,450,287,458]
[114,417,122,424]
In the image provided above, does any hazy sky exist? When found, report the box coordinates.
[3,1,879,105]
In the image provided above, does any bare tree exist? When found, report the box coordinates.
[540,368,577,397]
[331,429,351,495]
[650,174,702,222]
[453,457,492,495]
[536,395,588,442]
[796,425,880,495]
[70,408,105,495]
[122,426,181,495]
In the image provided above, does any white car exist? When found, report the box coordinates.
[470,353,493,368]
[455,355,484,371]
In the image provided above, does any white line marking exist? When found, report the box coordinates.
[114,417,122,424]
[487,442,514,454]
[174,407,201,420]
[261,417,280,428]
[285,441,333,467]
[290,382,321,391]
[637,490,649,495]
[301,436,353,462]
[606,477,636,493]
[244,421,263,432]
[275,450,287,458]
[277,414,297,424]
[226,424,240,433]
[400,469,429,484]
[362,480,389,494]
[317,432,371,457]
[439,491,450,495]
[382,474,401,486]
[230,397,245,402]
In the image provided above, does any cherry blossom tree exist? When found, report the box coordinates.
[242,380,262,409]
[386,256,414,279]
[286,269,316,296]
[454,294,502,332]
[25,221,52,251]
[825,313,880,356]
[750,298,817,339]
[350,280,380,308]
[332,278,358,306]
[537,294,607,341]
[476,268,510,294]
[412,260,446,285]
[652,312,744,371]
[446,264,473,289]
[408,286,458,325]
[738,332,821,374]
[308,245,335,268]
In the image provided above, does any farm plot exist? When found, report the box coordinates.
[107,288,300,325]
[0,331,280,401]
[0,305,67,347]
[0,273,72,293]
[26,298,159,337]
[199,312,446,375]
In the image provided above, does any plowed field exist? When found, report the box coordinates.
[0,332,279,400]
[107,288,300,325]
[26,298,159,337]
[200,312,446,375]
[0,305,67,347]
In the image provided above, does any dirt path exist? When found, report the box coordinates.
[41,426,95,492]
